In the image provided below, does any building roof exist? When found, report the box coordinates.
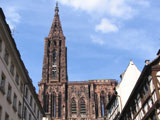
[117,60,141,109]
[119,53,160,118]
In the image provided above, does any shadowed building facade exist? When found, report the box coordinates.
[38,4,117,120]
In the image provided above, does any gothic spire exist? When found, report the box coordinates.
[48,2,64,38]
[55,2,59,15]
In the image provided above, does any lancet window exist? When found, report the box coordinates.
[80,98,86,114]
[44,93,49,112]
[51,93,56,117]
[71,98,77,114]
[58,93,62,118]
[53,50,56,63]
[100,91,105,117]
[95,93,98,118]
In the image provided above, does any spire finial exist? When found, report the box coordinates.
[55,1,59,14]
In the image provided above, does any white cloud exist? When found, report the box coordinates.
[131,0,150,7]
[3,6,21,30]
[59,0,149,19]
[95,18,118,33]
[92,29,159,58]
[6,7,21,23]
[91,35,104,45]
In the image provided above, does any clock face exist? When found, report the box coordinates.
[156,71,160,82]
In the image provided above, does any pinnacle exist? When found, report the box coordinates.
[55,2,59,15]
[48,2,64,38]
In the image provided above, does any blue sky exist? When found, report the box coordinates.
[0,0,160,92]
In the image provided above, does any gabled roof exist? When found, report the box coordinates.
[119,53,160,119]
[117,60,141,109]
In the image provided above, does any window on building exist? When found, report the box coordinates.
[45,94,49,113]
[5,113,9,120]
[15,73,19,85]
[80,98,86,114]
[25,87,28,99]
[71,98,77,114]
[95,93,98,118]
[150,112,157,120]
[34,103,36,113]
[54,41,56,46]
[100,91,105,117]
[0,106,2,120]
[24,107,27,120]
[108,92,111,101]
[4,50,9,65]
[10,63,14,76]
[29,113,31,120]
[0,73,6,94]
[20,82,23,93]
[13,93,17,111]
[58,93,62,118]
[53,50,56,62]
[18,102,22,117]
[51,93,56,117]
[30,95,32,107]
[7,84,12,103]
[52,71,56,78]
[37,109,39,119]
[0,39,2,52]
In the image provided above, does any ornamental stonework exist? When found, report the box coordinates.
[38,3,117,120]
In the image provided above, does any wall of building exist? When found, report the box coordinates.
[0,8,45,120]
[117,61,140,111]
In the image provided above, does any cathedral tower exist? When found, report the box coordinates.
[39,3,68,119]
[39,3,117,120]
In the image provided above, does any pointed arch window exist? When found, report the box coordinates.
[80,98,86,114]
[95,93,98,118]
[44,93,49,112]
[100,91,105,117]
[52,64,57,79]
[58,93,62,118]
[51,93,56,117]
[71,98,77,114]
[53,50,56,62]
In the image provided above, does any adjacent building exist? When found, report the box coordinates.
[38,4,117,120]
[0,8,45,120]
[106,52,160,120]
[118,52,160,120]
[106,61,141,120]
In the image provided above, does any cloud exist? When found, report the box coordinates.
[2,6,21,30]
[131,0,150,7]
[91,35,104,45]
[91,29,159,58]
[95,18,118,33]
[59,0,149,19]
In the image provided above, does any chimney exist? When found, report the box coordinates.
[145,60,150,65]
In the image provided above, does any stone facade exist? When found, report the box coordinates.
[0,8,45,120]
[38,4,117,120]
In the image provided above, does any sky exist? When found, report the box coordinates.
[0,0,160,93]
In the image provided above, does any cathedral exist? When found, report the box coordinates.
[38,4,117,120]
